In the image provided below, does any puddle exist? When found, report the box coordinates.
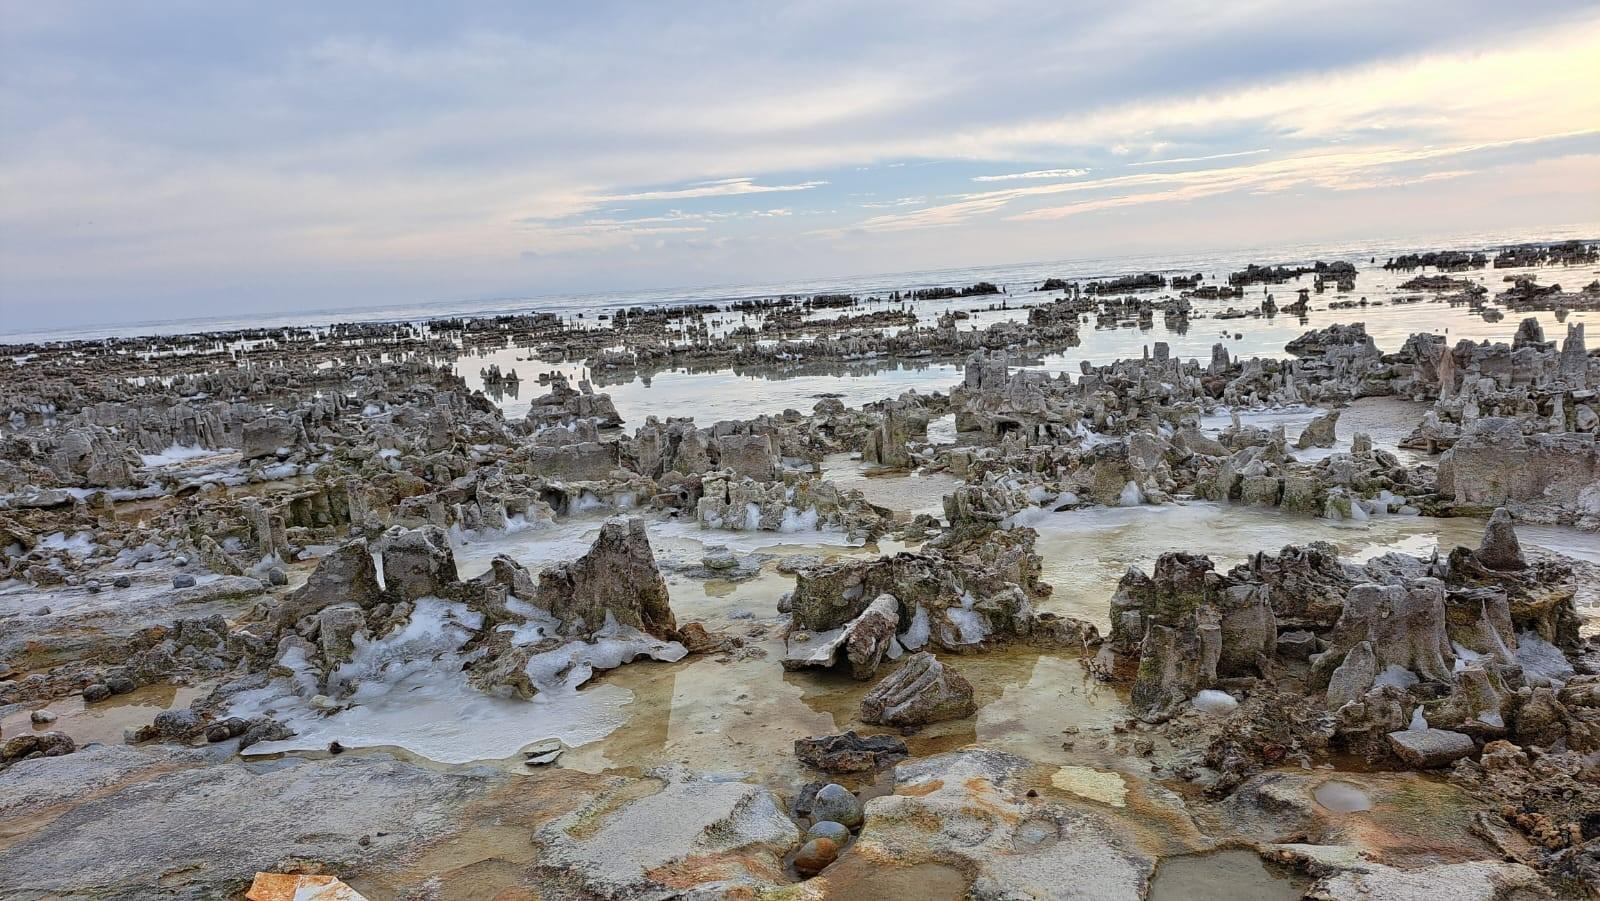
[1313,779,1373,813]
[1,683,207,748]
[1029,502,1600,629]
[1148,850,1305,901]
[818,453,961,517]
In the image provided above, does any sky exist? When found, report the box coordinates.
[2,1,1599,334]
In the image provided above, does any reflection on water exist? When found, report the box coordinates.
[417,496,1600,776]
[1030,502,1600,628]
[1313,780,1373,813]
[449,253,1599,428]
[817,453,961,518]
[0,683,207,748]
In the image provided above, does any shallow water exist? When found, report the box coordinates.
[817,453,961,518]
[2,683,207,748]
[454,254,1600,428]
[1313,779,1374,813]
[233,493,1600,779]
[1148,850,1305,901]
[1025,502,1562,628]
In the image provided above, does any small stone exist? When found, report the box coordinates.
[152,709,200,738]
[328,740,345,755]
[860,652,976,726]
[85,580,102,594]
[268,568,289,586]
[205,723,231,743]
[793,837,840,876]
[83,683,112,702]
[112,574,133,588]
[810,783,862,829]
[107,676,136,694]
[30,710,57,725]
[172,573,197,588]
[805,820,851,845]
[2,731,76,761]
[175,555,190,567]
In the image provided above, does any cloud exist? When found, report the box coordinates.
[1127,148,1271,166]
[594,178,829,203]
[971,168,1089,182]
[841,129,1600,232]
[3,2,1599,330]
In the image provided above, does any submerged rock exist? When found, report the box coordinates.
[859,652,976,727]
[795,731,909,774]
[804,749,1149,899]
[531,765,798,898]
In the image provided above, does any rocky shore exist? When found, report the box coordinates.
[2,241,1598,898]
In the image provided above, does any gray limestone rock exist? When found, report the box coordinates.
[1475,507,1526,571]
[1295,409,1339,449]
[1386,728,1475,768]
[274,539,383,629]
[860,651,976,726]
[379,526,458,603]
[533,516,676,640]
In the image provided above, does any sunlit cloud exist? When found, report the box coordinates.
[1127,148,1271,167]
[971,168,1089,182]
[596,177,829,203]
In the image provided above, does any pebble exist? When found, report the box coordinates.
[810,783,862,829]
[804,820,850,844]
[107,676,136,694]
[83,683,112,702]
[793,837,840,876]
[268,568,289,586]
[112,575,133,588]
[30,710,58,725]
[172,573,197,588]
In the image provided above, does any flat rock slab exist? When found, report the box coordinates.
[0,747,496,899]
[1387,728,1475,768]
[532,766,797,898]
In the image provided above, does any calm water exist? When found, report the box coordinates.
[5,224,1595,343]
